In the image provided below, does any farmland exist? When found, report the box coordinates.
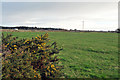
[2,31,118,78]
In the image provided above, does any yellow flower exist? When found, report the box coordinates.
[34,70,36,72]
[38,44,41,47]
[14,45,17,47]
[51,64,55,68]
[24,40,29,44]
[14,48,17,50]
[38,75,41,78]
[38,47,40,49]
[40,47,43,49]
[51,70,54,73]
[25,40,28,42]
[5,43,9,47]
[5,45,7,47]
[7,43,9,45]
[53,68,56,71]
[5,43,10,47]
[34,75,36,78]
[44,43,46,45]
[47,66,50,70]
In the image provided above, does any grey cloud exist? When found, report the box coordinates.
[2,2,118,30]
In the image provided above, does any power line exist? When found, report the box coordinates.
[82,21,84,30]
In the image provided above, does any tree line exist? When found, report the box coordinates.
[0,26,120,33]
[0,26,66,31]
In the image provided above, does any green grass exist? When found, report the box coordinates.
[2,31,118,78]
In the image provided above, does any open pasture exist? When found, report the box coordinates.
[2,31,118,78]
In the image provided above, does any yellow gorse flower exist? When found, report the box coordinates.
[40,46,43,49]
[5,43,9,47]
[14,45,17,47]
[43,43,45,45]
[38,44,41,47]
[41,43,45,46]
[51,70,54,73]
[5,45,7,47]
[51,64,55,68]
[47,66,50,70]
[37,34,41,38]
[14,48,17,50]
[53,68,56,71]
[24,39,29,44]
[34,75,37,78]
[33,50,35,53]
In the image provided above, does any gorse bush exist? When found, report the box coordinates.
[2,33,63,79]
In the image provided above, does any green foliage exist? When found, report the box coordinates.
[2,33,63,79]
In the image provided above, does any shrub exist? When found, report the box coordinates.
[2,33,63,79]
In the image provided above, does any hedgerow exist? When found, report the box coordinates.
[2,33,63,79]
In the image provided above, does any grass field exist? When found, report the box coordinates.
[2,31,118,78]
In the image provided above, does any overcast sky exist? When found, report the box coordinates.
[2,2,118,31]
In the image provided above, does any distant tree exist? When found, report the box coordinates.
[116,28,120,33]
[74,29,77,31]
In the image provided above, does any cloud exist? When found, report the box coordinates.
[1,0,119,2]
[2,2,118,30]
